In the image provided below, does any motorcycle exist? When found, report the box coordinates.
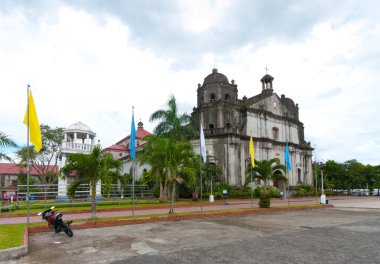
[37,206,73,237]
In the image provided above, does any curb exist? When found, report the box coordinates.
[0,228,28,262]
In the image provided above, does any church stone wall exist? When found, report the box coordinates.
[192,69,313,191]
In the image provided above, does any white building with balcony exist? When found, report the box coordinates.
[57,121,101,201]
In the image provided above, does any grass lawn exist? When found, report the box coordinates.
[1,198,211,216]
[0,224,27,250]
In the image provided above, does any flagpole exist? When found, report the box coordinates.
[200,157,203,212]
[132,161,135,216]
[200,133,203,212]
[131,106,135,216]
[249,136,254,209]
[250,165,253,208]
[26,84,30,224]
[287,170,290,207]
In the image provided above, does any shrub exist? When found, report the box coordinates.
[254,186,280,198]
[259,192,271,208]
[294,184,318,197]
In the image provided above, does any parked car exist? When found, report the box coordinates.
[352,189,369,196]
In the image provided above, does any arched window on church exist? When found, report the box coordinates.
[297,168,302,183]
[210,93,215,102]
[209,124,214,134]
[272,127,279,140]
[225,94,230,101]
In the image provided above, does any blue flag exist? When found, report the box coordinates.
[130,110,136,161]
[285,143,291,171]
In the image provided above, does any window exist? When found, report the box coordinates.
[210,93,215,102]
[298,168,302,183]
[225,94,230,101]
[209,124,214,134]
[272,127,279,140]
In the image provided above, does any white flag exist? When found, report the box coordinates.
[200,124,206,162]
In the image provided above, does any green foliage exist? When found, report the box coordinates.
[61,146,121,217]
[254,186,280,198]
[0,131,17,162]
[16,124,64,184]
[294,184,315,197]
[149,94,196,140]
[17,172,35,185]
[259,192,271,208]
[314,160,380,192]
[0,224,25,250]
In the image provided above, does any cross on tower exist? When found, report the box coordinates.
[264,66,269,74]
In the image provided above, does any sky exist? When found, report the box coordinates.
[0,0,379,165]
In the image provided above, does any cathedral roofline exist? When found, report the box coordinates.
[202,68,230,85]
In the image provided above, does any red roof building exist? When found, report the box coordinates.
[0,163,59,187]
[104,121,152,160]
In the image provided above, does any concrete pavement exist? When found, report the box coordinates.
[6,204,380,264]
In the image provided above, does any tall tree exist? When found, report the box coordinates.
[138,135,170,201]
[16,124,63,184]
[0,132,17,162]
[61,146,121,218]
[342,159,365,192]
[181,154,200,200]
[246,158,287,208]
[139,136,195,212]
[165,139,194,213]
[203,159,222,196]
[149,95,195,140]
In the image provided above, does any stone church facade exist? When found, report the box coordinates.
[191,69,313,191]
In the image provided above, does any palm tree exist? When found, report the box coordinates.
[0,132,17,162]
[139,136,194,213]
[149,95,195,140]
[165,139,194,213]
[183,154,201,200]
[246,158,287,208]
[139,135,170,201]
[61,146,121,218]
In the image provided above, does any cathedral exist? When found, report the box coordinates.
[191,69,313,191]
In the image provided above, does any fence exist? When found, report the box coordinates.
[14,184,155,210]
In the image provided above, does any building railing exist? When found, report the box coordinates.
[61,142,95,152]
[203,127,238,135]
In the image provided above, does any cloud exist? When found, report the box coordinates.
[0,0,379,166]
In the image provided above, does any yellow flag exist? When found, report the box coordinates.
[249,136,255,168]
[23,89,42,152]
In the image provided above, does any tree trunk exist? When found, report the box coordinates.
[91,182,96,218]
[160,182,168,202]
[169,181,176,214]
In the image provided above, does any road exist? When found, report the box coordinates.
[4,197,380,264]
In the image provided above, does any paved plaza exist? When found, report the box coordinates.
[5,197,380,264]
